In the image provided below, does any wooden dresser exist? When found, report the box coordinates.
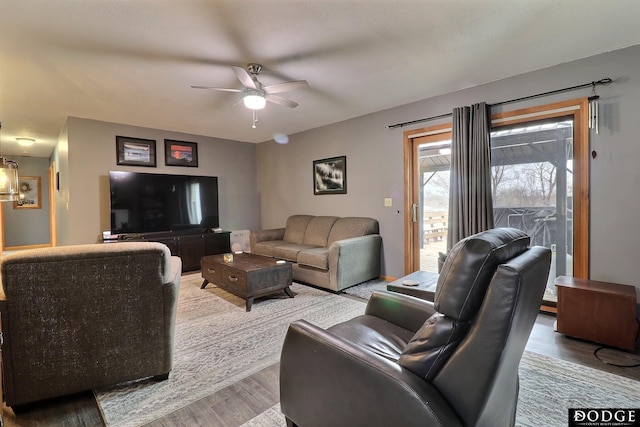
[555,276,638,351]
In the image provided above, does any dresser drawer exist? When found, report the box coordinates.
[201,260,222,283]
[220,266,247,289]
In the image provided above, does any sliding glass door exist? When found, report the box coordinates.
[490,118,574,304]
[416,136,451,272]
[404,98,590,309]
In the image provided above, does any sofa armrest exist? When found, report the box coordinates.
[366,290,437,332]
[329,234,382,290]
[280,320,462,427]
[166,256,182,286]
[162,256,182,370]
[250,228,285,250]
[0,291,7,326]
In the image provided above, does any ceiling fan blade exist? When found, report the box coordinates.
[231,97,245,108]
[263,80,309,95]
[231,66,258,90]
[266,94,299,109]
[191,85,243,93]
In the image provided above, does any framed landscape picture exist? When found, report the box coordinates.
[116,136,157,167]
[313,156,347,195]
[14,176,41,209]
[165,139,199,167]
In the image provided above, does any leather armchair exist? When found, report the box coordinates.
[280,228,551,427]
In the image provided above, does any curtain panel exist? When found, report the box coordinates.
[447,102,494,249]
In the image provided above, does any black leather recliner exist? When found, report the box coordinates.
[279,228,551,427]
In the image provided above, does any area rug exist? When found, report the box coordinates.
[94,273,366,427]
[341,277,389,300]
[240,351,640,427]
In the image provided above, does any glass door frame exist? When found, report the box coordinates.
[404,98,590,285]
[404,123,451,274]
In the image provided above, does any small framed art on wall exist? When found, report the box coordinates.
[313,156,347,195]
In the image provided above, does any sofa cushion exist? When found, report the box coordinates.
[435,227,530,322]
[253,240,286,257]
[327,217,379,244]
[273,243,321,262]
[283,215,315,244]
[303,216,339,246]
[297,247,330,270]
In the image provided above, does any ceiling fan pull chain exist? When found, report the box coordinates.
[252,109,258,128]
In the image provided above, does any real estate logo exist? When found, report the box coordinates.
[569,409,639,427]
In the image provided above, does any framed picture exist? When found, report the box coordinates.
[165,139,198,167]
[116,136,156,167]
[14,176,42,209]
[313,156,347,195]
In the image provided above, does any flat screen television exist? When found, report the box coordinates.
[109,171,219,235]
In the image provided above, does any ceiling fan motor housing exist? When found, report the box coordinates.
[247,63,263,76]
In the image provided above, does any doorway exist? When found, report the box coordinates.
[0,159,56,252]
[404,124,452,274]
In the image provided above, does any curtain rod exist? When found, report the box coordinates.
[385,77,613,129]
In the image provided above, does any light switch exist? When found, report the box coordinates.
[384,198,393,207]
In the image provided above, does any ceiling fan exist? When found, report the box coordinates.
[191,63,309,128]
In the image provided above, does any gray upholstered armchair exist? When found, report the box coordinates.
[0,242,182,409]
[279,228,551,427]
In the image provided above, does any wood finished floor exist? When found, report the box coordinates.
[3,306,639,426]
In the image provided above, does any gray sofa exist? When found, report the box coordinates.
[250,215,381,292]
[0,242,182,408]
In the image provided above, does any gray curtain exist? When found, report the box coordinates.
[447,102,494,250]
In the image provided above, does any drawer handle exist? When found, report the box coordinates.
[228,276,238,282]
[207,268,216,274]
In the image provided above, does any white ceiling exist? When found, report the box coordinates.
[2,0,640,158]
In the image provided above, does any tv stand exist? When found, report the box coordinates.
[112,229,231,272]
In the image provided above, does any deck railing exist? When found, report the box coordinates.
[423,210,448,244]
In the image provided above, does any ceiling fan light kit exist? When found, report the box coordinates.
[191,63,309,128]
[243,89,266,110]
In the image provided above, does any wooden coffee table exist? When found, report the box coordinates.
[201,252,293,311]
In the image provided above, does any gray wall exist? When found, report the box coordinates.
[257,44,640,291]
[53,45,640,293]
[2,156,51,247]
[52,121,70,245]
[57,117,259,245]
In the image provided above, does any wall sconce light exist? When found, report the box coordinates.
[0,157,20,202]
[0,122,20,202]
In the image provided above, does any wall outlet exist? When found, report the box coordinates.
[384,198,393,207]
